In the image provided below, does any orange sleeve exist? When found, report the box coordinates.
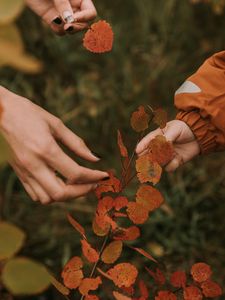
[175,51,225,154]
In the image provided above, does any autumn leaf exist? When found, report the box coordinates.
[131,106,150,132]
[92,217,110,237]
[117,130,128,158]
[136,185,164,212]
[155,290,177,300]
[83,20,114,53]
[126,202,149,225]
[191,263,212,283]
[153,108,167,129]
[145,267,166,285]
[81,239,99,263]
[201,280,222,298]
[84,295,100,300]
[97,196,114,214]
[49,275,70,296]
[183,286,203,300]
[67,214,86,240]
[95,184,114,199]
[78,276,102,296]
[61,256,83,289]
[113,226,140,241]
[114,196,129,211]
[170,270,186,288]
[101,241,123,264]
[136,154,162,185]
[130,247,157,263]
[113,291,132,300]
[95,210,117,231]
[148,135,174,166]
[107,263,138,288]
[138,280,149,299]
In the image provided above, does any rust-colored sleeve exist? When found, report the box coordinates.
[175,51,225,154]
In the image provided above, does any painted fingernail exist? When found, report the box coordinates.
[102,176,110,181]
[92,152,102,159]
[63,11,75,23]
[52,17,62,25]
[66,26,74,32]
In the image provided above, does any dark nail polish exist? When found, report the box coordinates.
[66,26,74,32]
[52,17,62,25]
[102,176,110,181]
[92,152,102,159]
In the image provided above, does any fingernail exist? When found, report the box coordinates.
[66,26,74,32]
[63,11,75,23]
[102,176,110,181]
[92,152,102,159]
[52,17,62,25]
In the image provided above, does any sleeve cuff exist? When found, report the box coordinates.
[176,111,218,154]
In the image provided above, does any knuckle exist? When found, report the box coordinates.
[53,117,64,131]
[51,188,65,202]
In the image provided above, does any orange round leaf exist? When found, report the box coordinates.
[113,226,140,241]
[155,291,177,300]
[131,106,150,132]
[148,135,174,166]
[113,291,132,300]
[101,241,123,264]
[114,196,129,211]
[81,239,99,263]
[170,271,187,288]
[201,280,222,298]
[191,263,212,283]
[107,263,138,288]
[92,217,110,237]
[126,202,149,225]
[61,256,84,289]
[136,154,162,185]
[136,185,164,212]
[83,20,114,53]
[183,286,203,300]
[78,276,102,296]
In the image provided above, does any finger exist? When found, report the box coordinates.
[73,0,97,22]
[53,0,75,23]
[54,183,97,202]
[64,22,89,33]
[27,177,52,205]
[136,128,162,155]
[50,118,101,162]
[165,155,184,173]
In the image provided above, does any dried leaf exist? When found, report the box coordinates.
[130,247,157,263]
[136,154,162,185]
[113,226,140,241]
[81,239,99,263]
[191,263,212,283]
[113,291,132,300]
[153,108,167,129]
[67,214,86,239]
[107,263,138,288]
[92,217,110,237]
[83,20,114,53]
[148,135,174,166]
[145,267,166,285]
[139,280,149,298]
[79,277,102,296]
[131,106,150,132]
[101,241,123,264]
[117,130,128,158]
[183,286,203,300]
[136,185,164,212]
[126,202,149,225]
[155,290,177,300]
[170,270,186,288]
[201,280,222,298]
[61,256,83,289]
[114,196,129,211]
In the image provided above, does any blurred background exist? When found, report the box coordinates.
[0,0,225,299]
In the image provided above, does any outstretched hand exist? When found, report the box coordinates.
[0,87,108,204]
[136,120,201,172]
[26,0,97,35]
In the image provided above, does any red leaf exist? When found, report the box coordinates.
[107,263,138,288]
[139,280,149,298]
[155,291,177,300]
[191,262,212,283]
[153,108,167,129]
[126,202,149,224]
[84,296,100,300]
[81,239,99,263]
[145,267,166,285]
[114,196,129,211]
[130,247,157,263]
[131,106,150,132]
[67,214,86,239]
[136,185,164,212]
[78,276,102,296]
[113,226,140,241]
[201,280,222,298]
[61,256,84,289]
[113,291,132,300]
[170,270,187,288]
[83,20,114,53]
[95,171,121,199]
[117,130,128,158]
[183,286,203,300]
[136,154,162,185]
[97,196,114,214]
[148,135,174,166]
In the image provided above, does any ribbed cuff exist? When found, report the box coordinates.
[176,111,217,154]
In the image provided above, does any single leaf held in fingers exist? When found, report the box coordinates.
[148,135,174,166]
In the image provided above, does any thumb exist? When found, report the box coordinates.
[163,121,182,142]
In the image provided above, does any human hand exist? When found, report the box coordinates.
[0,87,108,204]
[136,120,201,172]
[26,0,97,35]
